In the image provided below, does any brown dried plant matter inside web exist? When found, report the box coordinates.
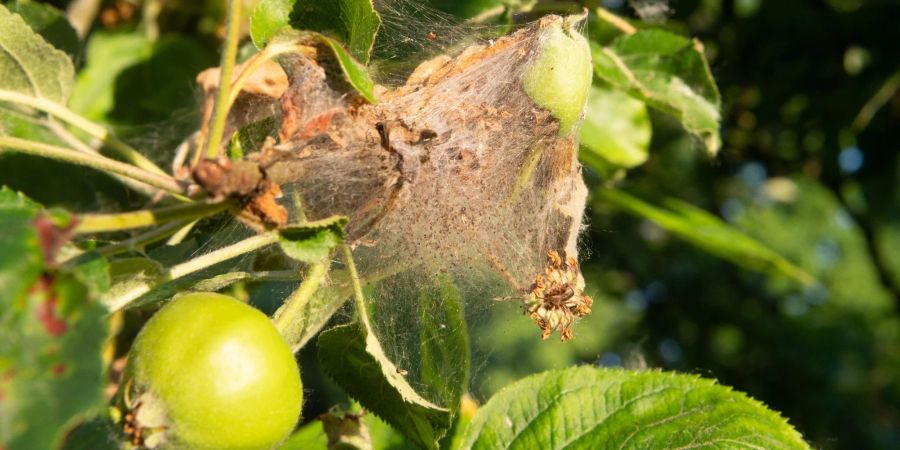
[526,250,593,341]
[193,16,590,341]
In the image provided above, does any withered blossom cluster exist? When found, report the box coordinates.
[524,250,593,341]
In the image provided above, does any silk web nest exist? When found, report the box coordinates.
[184,1,594,396]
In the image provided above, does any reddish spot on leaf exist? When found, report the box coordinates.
[33,214,77,267]
[31,274,68,337]
[37,298,67,338]
[52,363,67,376]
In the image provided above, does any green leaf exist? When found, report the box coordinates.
[311,272,468,448]
[461,367,810,449]
[367,411,419,450]
[275,267,353,351]
[318,321,451,450]
[321,35,377,103]
[737,178,894,316]
[0,185,42,210]
[598,188,815,285]
[0,186,42,310]
[0,4,75,103]
[580,85,651,169]
[99,257,164,309]
[278,215,348,263]
[235,116,278,155]
[591,29,721,155]
[69,252,111,297]
[279,405,418,450]
[249,0,292,48]
[227,131,245,160]
[229,116,281,160]
[4,0,79,58]
[67,32,153,121]
[68,31,215,125]
[251,0,382,64]
[279,419,328,449]
[0,109,134,210]
[0,190,109,450]
[270,31,378,103]
[60,419,121,450]
[417,274,470,416]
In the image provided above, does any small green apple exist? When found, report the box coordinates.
[522,16,592,135]
[125,292,302,450]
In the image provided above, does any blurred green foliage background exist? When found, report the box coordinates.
[2,0,899,448]
[575,1,900,448]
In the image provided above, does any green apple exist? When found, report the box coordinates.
[125,292,302,450]
[522,16,593,135]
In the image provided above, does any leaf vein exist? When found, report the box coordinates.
[0,39,40,98]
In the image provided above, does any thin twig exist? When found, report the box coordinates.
[95,221,188,257]
[596,7,637,35]
[225,42,313,113]
[342,244,372,326]
[76,200,230,234]
[852,69,900,132]
[45,118,160,197]
[66,0,101,38]
[826,183,900,304]
[0,136,184,194]
[166,220,199,245]
[167,232,278,279]
[142,0,163,41]
[63,221,188,265]
[103,231,280,311]
[202,0,243,161]
[0,90,168,176]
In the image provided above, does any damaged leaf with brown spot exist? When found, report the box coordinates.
[0,188,109,450]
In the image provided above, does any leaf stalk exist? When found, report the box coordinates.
[0,136,184,194]
[202,0,243,161]
[0,89,168,176]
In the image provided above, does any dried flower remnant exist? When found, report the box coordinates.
[192,156,288,227]
[320,410,372,449]
[525,250,593,341]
